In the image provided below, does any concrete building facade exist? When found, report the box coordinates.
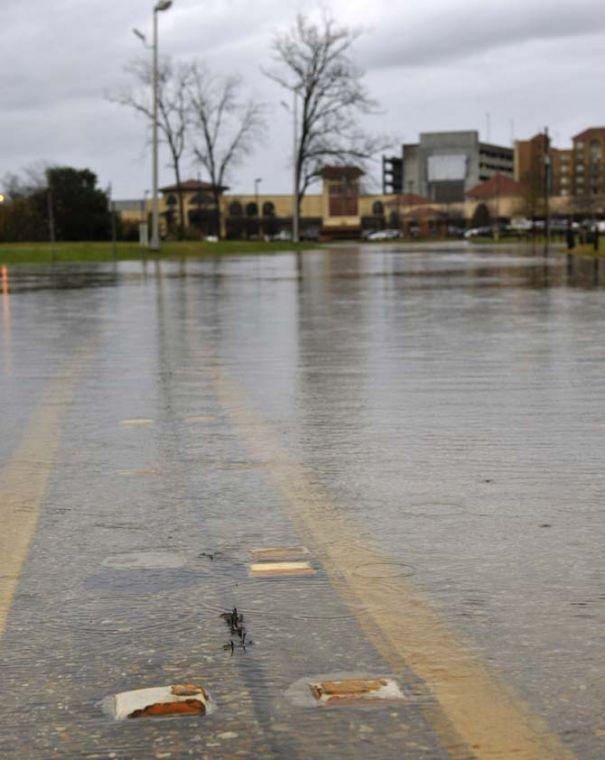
[398,131,514,203]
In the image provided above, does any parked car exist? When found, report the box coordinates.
[270,230,292,242]
[301,227,321,241]
[510,218,533,232]
[464,226,492,239]
[367,229,400,241]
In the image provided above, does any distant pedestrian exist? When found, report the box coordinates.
[566,221,576,251]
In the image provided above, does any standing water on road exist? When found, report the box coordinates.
[0,243,603,759]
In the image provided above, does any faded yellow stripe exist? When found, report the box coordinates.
[212,366,574,760]
[0,351,91,640]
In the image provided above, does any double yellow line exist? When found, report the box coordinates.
[0,340,574,758]
[0,350,92,640]
[211,365,573,760]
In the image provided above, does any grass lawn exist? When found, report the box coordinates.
[0,240,318,265]
[571,239,605,258]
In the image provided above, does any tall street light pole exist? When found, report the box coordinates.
[543,126,551,255]
[280,89,301,243]
[292,88,299,243]
[151,0,173,252]
[255,177,262,237]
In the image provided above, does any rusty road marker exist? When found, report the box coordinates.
[210,361,575,760]
[106,684,214,720]
[119,418,154,426]
[251,545,310,561]
[248,561,315,577]
[309,677,406,707]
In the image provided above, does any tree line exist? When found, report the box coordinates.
[0,166,112,243]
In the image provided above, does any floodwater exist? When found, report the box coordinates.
[0,243,603,759]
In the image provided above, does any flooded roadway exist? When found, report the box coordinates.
[0,243,604,759]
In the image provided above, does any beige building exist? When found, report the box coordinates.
[118,144,605,241]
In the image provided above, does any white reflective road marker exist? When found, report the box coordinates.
[251,546,310,561]
[106,684,214,720]
[248,561,315,577]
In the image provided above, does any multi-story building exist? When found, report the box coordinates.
[515,128,605,204]
[571,128,605,199]
[389,131,513,203]
[514,132,572,198]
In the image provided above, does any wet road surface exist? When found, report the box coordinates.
[0,243,604,758]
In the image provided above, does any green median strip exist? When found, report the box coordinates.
[0,240,317,265]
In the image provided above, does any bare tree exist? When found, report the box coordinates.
[188,63,265,238]
[111,58,191,239]
[2,163,48,200]
[266,13,390,214]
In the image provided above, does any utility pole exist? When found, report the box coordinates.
[544,126,551,253]
[292,88,299,243]
[151,8,160,251]
[107,183,118,262]
[255,178,262,239]
[144,0,173,252]
[47,185,56,265]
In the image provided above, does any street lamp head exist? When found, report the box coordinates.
[0,193,5,204]
[154,0,173,12]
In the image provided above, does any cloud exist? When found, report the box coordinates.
[1,0,604,197]
[351,0,605,69]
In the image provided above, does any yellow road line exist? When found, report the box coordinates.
[0,350,92,640]
[211,366,574,760]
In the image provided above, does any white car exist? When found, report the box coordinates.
[367,229,400,241]
[271,230,292,241]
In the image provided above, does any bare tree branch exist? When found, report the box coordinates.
[265,13,392,213]
[188,62,265,238]
[108,57,192,239]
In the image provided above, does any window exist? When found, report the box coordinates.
[328,179,359,217]
[166,194,177,206]
[372,201,384,216]
[262,201,275,217]
[189,192,212,206]
[590,139,602,163]
[228,201,243,216]
[245,202,258,217]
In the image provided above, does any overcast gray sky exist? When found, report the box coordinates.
[1,0,604,199]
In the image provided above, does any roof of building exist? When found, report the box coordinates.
[159,179,228,193]
[321,166,364,179]
[400,205,447,219]
[386,193,432,207]
[466,174,524,199]
[573,127,605,141]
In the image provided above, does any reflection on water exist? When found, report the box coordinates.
[0,243,603,759]
[1,265,11,377]
[1,243,604,293]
